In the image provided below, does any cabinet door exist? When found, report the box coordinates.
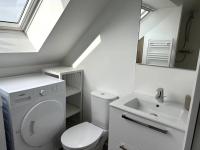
[108,107,185,150]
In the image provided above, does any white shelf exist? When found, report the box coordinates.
[66,86,81,97]
[66,103,80,118]
[43,66,83,122]
[43,66,83,77]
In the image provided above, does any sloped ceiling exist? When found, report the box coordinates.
[0,0,110,67]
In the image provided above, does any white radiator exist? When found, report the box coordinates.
[146,40,173,67]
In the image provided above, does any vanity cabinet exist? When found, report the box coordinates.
[108,106,185,150]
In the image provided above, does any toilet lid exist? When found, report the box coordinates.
[61,122,103,149]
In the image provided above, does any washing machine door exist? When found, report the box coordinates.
[21,100,65,147]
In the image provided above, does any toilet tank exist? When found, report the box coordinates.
[91,91,118,130]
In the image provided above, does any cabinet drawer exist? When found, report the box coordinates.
[108,107,185,150]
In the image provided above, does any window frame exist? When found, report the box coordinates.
[0,0,41,31]
[141,8,150,19]
[141,4,155,20]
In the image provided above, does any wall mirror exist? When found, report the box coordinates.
[136,0,200,70]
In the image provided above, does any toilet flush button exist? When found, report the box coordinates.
[40,90,47,96]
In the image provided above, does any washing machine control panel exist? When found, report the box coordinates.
[37,84,58,97]
[39,90,47,96]
[35,85,58,98]
[11,84,59,106]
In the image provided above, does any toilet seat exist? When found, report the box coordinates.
[61,122,103,149]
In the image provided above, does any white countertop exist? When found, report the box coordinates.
[43,66,83,77]
[110,92,189,132]
[0,73,63,94]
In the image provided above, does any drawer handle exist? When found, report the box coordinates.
[120,144,127,150]
[122,114,168,134]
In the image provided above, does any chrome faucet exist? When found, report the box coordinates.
[155,88,165,103]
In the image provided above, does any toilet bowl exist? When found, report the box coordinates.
[61,91,118,150]
[61,122,105,150]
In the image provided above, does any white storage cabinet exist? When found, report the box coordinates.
[43,67,83,127]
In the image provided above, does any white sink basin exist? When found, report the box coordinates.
[125,98,160,117]
[110,93,188,132]
[124,98,183,121]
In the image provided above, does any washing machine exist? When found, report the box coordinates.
[0,73,66,150]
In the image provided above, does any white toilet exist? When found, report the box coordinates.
[61,91,118,150]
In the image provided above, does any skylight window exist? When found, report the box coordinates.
[0,0,29,23]
[0,0,70,53]
[140,4,155,20]
[141,8,150,19]
[0,0,39,30]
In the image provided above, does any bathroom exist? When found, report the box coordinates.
[0,0,200,150]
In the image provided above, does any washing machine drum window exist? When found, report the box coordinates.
[21,100,65,147]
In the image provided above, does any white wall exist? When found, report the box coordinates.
[63,0,141,120]
[135,64,196,103]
